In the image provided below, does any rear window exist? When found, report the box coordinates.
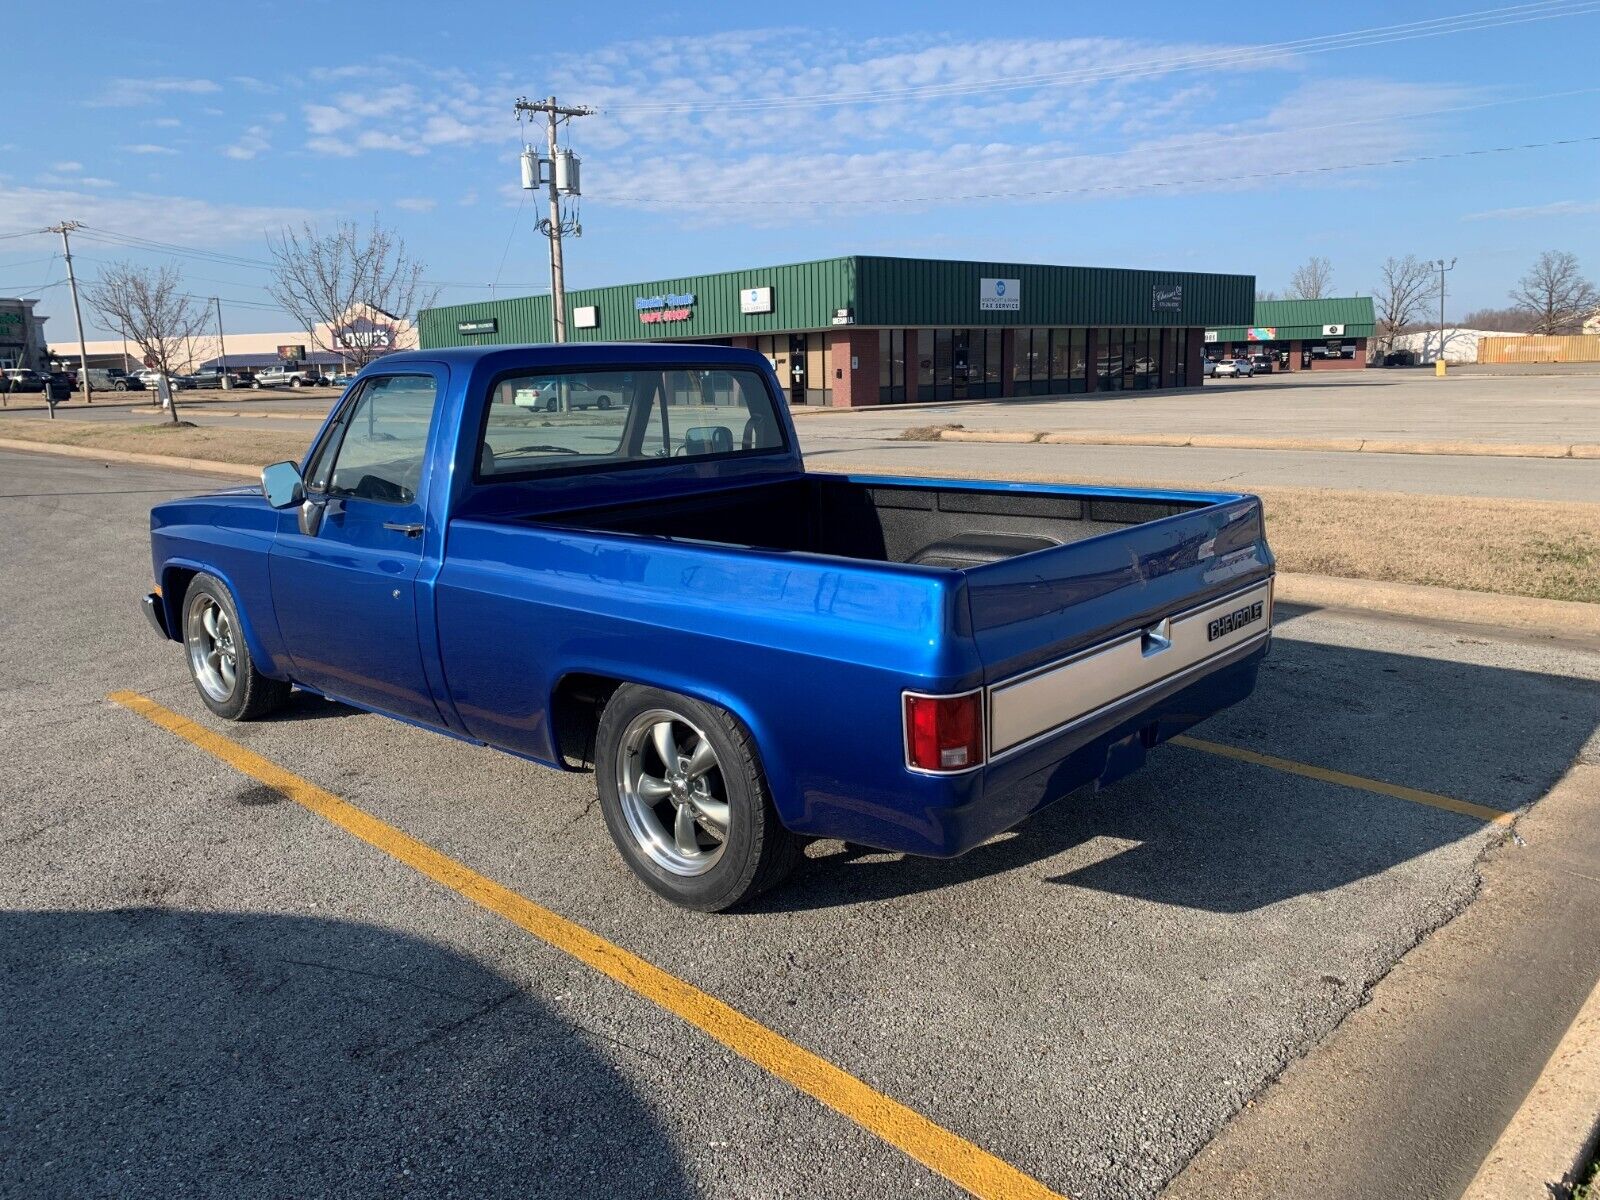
[477,366,785,479]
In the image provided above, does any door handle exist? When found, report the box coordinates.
[383,522,424,538]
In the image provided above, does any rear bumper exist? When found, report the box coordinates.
[142,592,170,639]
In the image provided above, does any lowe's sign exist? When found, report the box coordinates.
[979,277,1020,311]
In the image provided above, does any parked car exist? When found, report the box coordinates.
[140,345,1275,910]
[1202,358,1218,378]
[1215,358,1255,378]
[1211,360,1239,377]
[252,364,328,389]
[1248,354,1274,374]
[85,367,145,391]
[1,368,46,393]
[511,377,617,411]
[42,371,75,401]
[136,369,194,391]
[190,368,242,389]
[326,370,359,388]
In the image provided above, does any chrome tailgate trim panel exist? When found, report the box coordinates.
[987,578,1273,756]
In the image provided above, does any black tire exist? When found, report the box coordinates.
[252,380,263,390]
[545,397,559,413]
[181,573,291,721]
[114,380,128,392]
[597,395,612,410]
[595,685,801,911]
[290,377,303,389]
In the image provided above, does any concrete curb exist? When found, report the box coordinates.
[1460,968,1600,1200]
[0,437,259,479]
[937,429,1598,459]
[1276,572,1600,639]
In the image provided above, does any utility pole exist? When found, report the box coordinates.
[1435,257,1457,371]
[513,95,593,344]
[212,296,232,389]
[46,221,93,404]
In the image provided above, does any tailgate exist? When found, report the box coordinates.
[963,492,1272,710]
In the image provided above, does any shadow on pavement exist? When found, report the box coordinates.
[1,908,694,1199]
[757,630,1600,914]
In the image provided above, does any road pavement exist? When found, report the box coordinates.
[4,450,1599,1199]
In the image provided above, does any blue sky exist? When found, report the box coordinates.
[5,0,1599,337]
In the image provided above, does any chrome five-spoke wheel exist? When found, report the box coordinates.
[616,709,729,876]
[186,593,238,703]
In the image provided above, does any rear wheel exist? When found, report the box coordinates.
[182,573,291,721]
[545,397,559,412]
[596,685,800,911]
[597,395,612,410]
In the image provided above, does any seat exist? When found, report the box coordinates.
[908,532,1061,569]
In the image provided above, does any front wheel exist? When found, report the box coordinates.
[597,395,612,410]
[182,573,291,721]
[595,685,801,911]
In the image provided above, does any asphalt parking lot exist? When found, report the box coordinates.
[4,449,1599,1199]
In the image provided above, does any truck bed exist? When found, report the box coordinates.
[533,474,1211,569]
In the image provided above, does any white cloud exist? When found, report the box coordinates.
[147,116,183,128]
[224,125,272,160]
[122,143,180,155]
[395,197,437,212]
[0,183,317,244]
[51,161,83,173]
[91,77,221,107]
[1464,199,1600,221]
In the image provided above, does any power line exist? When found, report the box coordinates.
[604,132,1600,208]
[605,2,1600,115]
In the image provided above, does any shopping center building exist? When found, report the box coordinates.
[418,255,1253,407]
[1204,296,1375,370]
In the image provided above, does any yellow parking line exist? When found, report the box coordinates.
[108,690,1065,1200]
[1171,734,1515,827]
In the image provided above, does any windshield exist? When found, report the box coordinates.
[478,366,785,479]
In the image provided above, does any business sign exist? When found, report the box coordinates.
[636,292,695,325]
[457,318,498,335]
[277,343,306,361]
[332,316,399,352]
[1322,323,1345,336]
[1246,327,1277,342]
[831,307,854,326]
[1151,284,1183,312]
[979,277,1020,311]
[1203,330,1219,343]
[573,306,598,329]
[739,286,773,315]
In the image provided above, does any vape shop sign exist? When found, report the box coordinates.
[636,292,696,324]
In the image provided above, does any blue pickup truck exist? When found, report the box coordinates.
[142,344,1273,910]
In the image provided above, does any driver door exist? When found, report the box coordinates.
[269,368,446,725]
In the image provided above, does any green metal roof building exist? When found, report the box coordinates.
[419,255,1254,406]
[1206,296,1376,371]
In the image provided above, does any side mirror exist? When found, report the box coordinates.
[261,461,304,509]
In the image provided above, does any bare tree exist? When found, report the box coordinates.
[1255,288,1280,302]
[1459,306,1539,333]
[266,218,439,370]
[1373,255,1438,353]
[1288,256,1334,300]
[1509,250,1598,335]
[82,262,209,424]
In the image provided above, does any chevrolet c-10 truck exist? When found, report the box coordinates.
[142,344,1274,910]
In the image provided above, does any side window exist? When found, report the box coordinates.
[321,375,438,505]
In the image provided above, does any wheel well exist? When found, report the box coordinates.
[550,672,624,770]
[160,565,198,640]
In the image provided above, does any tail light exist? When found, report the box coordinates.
[904,691,984,773]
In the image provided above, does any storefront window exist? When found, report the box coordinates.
[916,330,934,401]
[1048,328,1071,388]
[1134,329,1153,389]
[1070,329,1087,392]
[1012,329,1033,385]
[985,329,1002,390]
